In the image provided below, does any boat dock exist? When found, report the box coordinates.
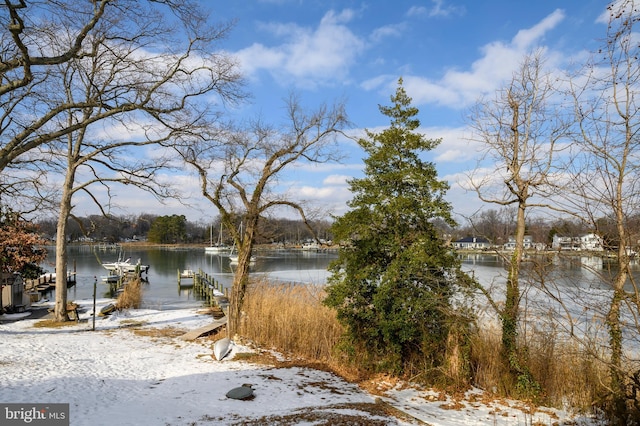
[180,317,228,341]
[24,272,77,295]
[178,270,229,339]
[179,269,229,313]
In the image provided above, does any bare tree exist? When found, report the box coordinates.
[0,1,243,190]
[181,94,349,336]
[466,51,570,396]
[560,1,640,420]
[2,1,244,321]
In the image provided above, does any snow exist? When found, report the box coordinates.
[0,299,599,425]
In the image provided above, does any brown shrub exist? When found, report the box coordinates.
[115,276,143,310]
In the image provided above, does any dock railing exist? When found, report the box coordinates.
[180,269,229,314]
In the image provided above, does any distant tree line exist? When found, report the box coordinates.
[34,213,333,246]
[34,207,640,251]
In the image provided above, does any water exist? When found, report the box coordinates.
[459,252,640,347]
[43,248,638,312]
[41,245,337,309]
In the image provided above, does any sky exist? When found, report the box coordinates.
[74,0,612,225]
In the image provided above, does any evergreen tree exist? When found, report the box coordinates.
[324,79,472,379]
[147,215,187,244]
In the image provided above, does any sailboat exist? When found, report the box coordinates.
[228,248,256,264]
[228,222,256,264]
[205,222,230,253]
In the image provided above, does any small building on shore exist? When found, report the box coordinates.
[453,236,491,250]
[552,233,604,251]
[1,273,30,313]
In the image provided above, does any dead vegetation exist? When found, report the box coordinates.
[115,276,143,310]
[238,279,611,415]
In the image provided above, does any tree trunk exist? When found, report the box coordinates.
[607,215,629,422]
[53,219,69,322]
[53,174,74,322]
[227,216,257,337]
[228,250,251,336]
[502,200,525,373]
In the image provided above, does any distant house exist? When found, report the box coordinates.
[453,236,491,250]
[551,233,604,251]
[579,233,604,251]
[503,235,534,251]
[552,235,575,251]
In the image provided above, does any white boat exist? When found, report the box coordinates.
[227,222,255,264]
[205,223,231,253]
[228,253,256,264]
[101,257,149,274]
[101,274,121,284]
[301,242,320,251]
[214,337,233,361]
[180,269,195,278]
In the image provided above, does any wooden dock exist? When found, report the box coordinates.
[24,272,77,294]
[180,317,228,341]
[178,270,230,340]
[180,269,229,311]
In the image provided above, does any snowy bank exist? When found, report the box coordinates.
[0,299,598,425]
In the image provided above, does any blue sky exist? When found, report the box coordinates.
[88,0,612,224]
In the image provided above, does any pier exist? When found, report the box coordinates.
[24,271,77,296]
[178,270,229,339]
[179,269,229,314]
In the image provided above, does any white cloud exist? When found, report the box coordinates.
[322,174,351,185]
[406,1,464,18]
[234,9,366,88]
[595,0,639,24]
[427,0,465,18]
[382,10,566,109]
[512,9,565,49]
[406,6,428,17]
[370,23,405,42]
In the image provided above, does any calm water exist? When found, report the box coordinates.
[42,245,338,309]
[42,248,637,310]
[458,252,640,291]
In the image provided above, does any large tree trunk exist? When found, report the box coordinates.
[502,201,525,372]
[53,220,69,322]
[227,216,258,337]
[53,175,74,322]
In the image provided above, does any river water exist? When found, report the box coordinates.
[42,245,338,309]
[43,246,639,315]
[37,246,640,349]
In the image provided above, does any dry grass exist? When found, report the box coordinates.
[469,325,607,412]
[132,326,186,339]
[115,276,143,310]
[240,278,611,413]
[33,319,79,328]
[240,279,344,365]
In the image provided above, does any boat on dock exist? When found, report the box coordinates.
[101,274,121,284]
[180,269,195,279]
[101,257,149,274]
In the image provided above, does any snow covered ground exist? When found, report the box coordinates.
[0,299,600,425]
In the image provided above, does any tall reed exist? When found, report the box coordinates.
[469,324,607,411]
[241,278,610,413]
[116,276,142,310]
[240,279,343,364]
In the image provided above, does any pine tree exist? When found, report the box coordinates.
[324,79,472,378]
